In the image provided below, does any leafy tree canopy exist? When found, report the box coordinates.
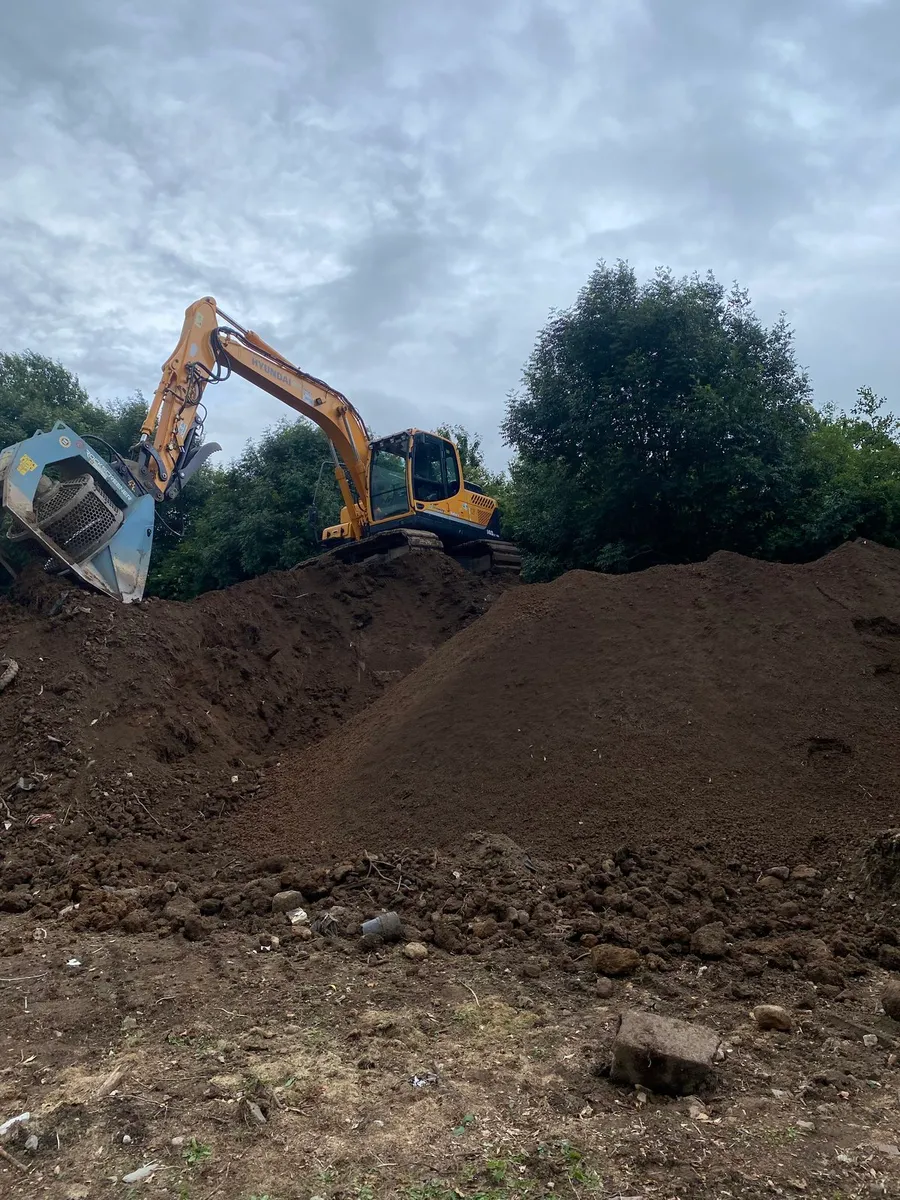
[504,261,818,576]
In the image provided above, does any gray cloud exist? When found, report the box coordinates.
[1,0,898,469]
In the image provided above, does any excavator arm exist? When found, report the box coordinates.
[138,297,371,541]
[0,297,519,603]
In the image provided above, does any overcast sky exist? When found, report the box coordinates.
[1,0,897,468]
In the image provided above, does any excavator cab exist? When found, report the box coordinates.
[323,429,519,572]
[369,431,462,521]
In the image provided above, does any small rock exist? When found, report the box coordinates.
[863,1033,879,1048]
[24,1134,39,1152]
[591,944,642,977]
[765,866,791,881]
[757,875,784,890]
[790,866,819,881]
[881,980,900,1020]
[121,1016,138,1032]
[690,922,727,959]
[595,976,614,999]
[470,917,498,939]
[163,880,178,895]
[753,1004,792,1032]
[244,1100,267,1125]
[402,942,428,961]
[122,1134,132,1145]
[796,1120,816,1133]
[271,890,305,914]
[610,1010,721,1095]
[171,1136,185,1147]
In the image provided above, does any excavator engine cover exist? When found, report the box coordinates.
[0,422,155,602]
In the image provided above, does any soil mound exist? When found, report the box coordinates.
[247,540,900,864]
[0,551,508,905]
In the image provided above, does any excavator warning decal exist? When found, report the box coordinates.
[16,454,37,476]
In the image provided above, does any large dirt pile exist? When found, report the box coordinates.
[0,552,508,907]
[245,540,900,865]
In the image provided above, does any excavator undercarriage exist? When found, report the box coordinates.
[319,528,521,573]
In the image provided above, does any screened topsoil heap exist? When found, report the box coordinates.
[235,540,900,865]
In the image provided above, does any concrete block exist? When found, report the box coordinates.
[610,1010,721,1095]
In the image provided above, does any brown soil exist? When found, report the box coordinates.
[249,540,900,865]
[1,542,900,1198]
[0,551,507,910]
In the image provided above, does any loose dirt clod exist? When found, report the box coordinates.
[883,980,900,1020]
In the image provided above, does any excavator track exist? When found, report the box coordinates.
[322,528,444,566]
[300,531,522,575]
[447,539,522,575]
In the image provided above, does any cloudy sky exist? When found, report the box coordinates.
[1,0,897,468]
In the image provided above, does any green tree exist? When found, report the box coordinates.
[770,387,900,559]
[503,261,816,577]
[149,419,339,598]
[0,350,144,454]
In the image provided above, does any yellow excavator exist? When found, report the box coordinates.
[0,298,519,601]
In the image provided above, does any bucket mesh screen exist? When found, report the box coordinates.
[35,474,123,562]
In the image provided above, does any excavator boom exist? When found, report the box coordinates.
[0,298,518,601]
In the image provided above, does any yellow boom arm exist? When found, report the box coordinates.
[137,297,371,540]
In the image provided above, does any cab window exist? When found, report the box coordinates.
[443,441,460,495]
[413,434,447,502]
[370,435,410,519]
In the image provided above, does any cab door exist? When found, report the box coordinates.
[411,433,461,510]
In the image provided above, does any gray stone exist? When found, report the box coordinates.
[610,1011,721,1095]
[271,890,305,914]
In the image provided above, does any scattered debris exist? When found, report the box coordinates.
[0,1111,30,1137]
[122,1163,162,1184]
[0,1144,27,1173]
[0,658,18,694]
[361,911,403,941]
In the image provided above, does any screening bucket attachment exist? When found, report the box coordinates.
[0,422,155,602]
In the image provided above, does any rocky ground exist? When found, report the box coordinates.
[0,832,898,1199]
[3,545,900,1197]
